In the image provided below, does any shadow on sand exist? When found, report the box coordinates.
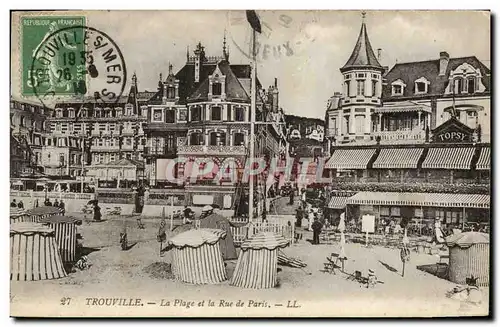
[378,260,399,274]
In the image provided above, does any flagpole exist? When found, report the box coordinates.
[249,28,256,223]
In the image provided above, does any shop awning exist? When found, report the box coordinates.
[328,197,350,209]
[421,147,475,170]
[347,192,490,209]
[325,148,376,170]
[374,102,432,114]
[476,147,490,171]
[372,148,424,169]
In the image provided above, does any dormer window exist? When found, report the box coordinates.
[391,79,406,96]
[68,108,75,118]
[212,82,222,96]
[125,104,133,116]
[454,78,464,94]
[467,77,476,94]
[414,77,430,94]
[167,86,175,99]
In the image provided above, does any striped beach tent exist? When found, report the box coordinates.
[230,232,290,289]
[168,228,227,285]
[10,223,67,281]
[10,207,29,224]
[27,206,64,223]
[39,215,82,264]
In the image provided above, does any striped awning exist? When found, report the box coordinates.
[328,197,350,209]
[325,149,377,170]
[347,192,490,209]
[476,147,490,171]
[372,148,424,169]
[374,103,432,114]
[422,147,475,170]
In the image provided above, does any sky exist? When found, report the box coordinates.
[11,10,490,119]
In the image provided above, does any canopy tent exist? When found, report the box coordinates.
[10,207,29,223]
[199,213,238,260]
[230,232,289,289]
[446,232,489,287]
[347,191,490,209]
[168,228,227,285]
[10,223,67,281]
[27,206,64,222]
[40,215,82,264]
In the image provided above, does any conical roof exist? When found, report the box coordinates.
[341,21,383,72]
[446,232,489,248]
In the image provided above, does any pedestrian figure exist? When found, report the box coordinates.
[54,199,59,208]
[93,201,102,221]
[11,199,17,208]
[58,200,65,215]
[17,200,24,209]
[289,189,295,205]
[312,216,323,245]
[367,269,377,288]
[295,206,303,228]
[35,199,39,208]
[45,198,52,206]
[183,205,194,224]
[120,227,128,250]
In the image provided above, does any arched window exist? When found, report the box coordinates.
[167,86,176,99]
[20,116,26,127]
[467,77,476,94]
[189,132,203,145]
[209,131,226,146]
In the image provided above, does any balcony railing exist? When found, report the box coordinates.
[90,145,120,151]
[177,145,246,155]
[144,146,177,156]
[372,129,425,142]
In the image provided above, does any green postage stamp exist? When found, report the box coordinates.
[21,16,87,97]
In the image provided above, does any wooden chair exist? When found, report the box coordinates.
[323,253,342,274]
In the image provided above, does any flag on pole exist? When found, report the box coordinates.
[157,207,167,243]
[246,10,262,33]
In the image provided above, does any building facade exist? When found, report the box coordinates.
[50,74,153,180]
[141,40,287,211]
[323,15,491,234]
[10,98,53,177]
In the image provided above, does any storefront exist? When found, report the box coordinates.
[345,191,490,234]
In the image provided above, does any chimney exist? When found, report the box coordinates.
[439,51,450,76]
[274,78,278,88]
[377,48,382,62]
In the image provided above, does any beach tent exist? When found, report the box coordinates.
[27,206,64,223]
[230,232,289,289]
[10,207,29,224]
[446,232,489,287]
[199,213,238,260]
[40,215,82,264]
[10,222,67,281]
[168,228,227,284]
